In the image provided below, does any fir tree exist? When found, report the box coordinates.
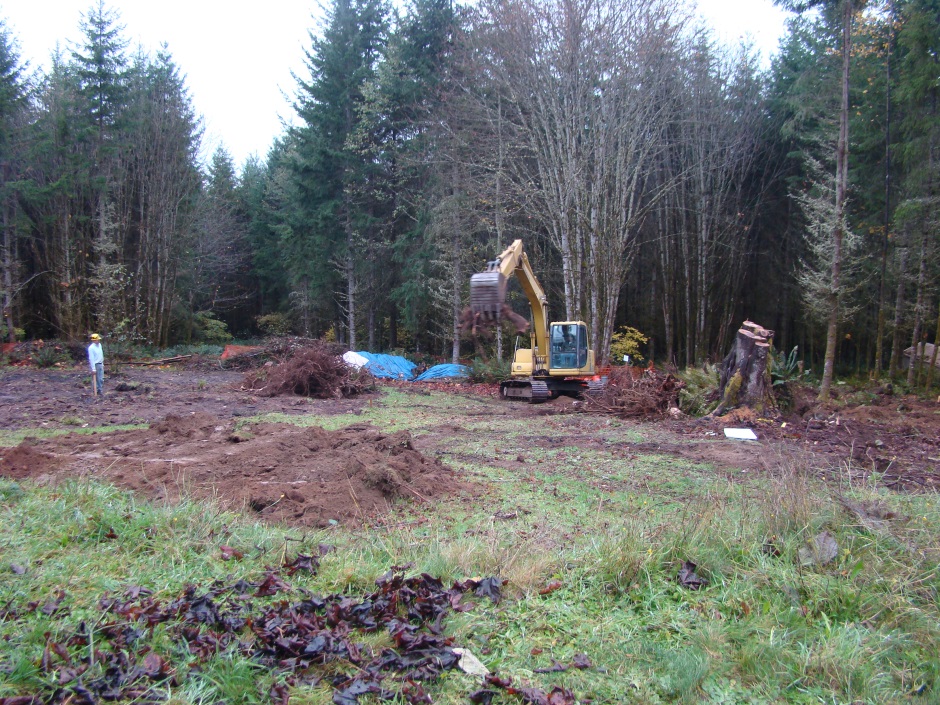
[290,0,389,346]
[0,19,29,342]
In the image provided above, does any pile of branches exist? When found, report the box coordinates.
[222,337,347,371]
[242,341,371,398]
[587,366,685,418]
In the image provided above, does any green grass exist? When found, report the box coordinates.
[0,423,147,447]
[1,389,939,703]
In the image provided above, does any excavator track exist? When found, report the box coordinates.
[586,375,608,396]
[500,379,550,403]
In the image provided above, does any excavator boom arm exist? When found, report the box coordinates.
[470,240,550,358]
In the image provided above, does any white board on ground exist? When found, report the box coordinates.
[724,428,758,441]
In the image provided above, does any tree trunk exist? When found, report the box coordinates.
[888,246,908,378]
[451,227,461,364]
[819,0,854,401]
[875,13,894,380]
[345,214,356,351]
[2,163,15,342]
[713,321,777,415]
[907,222,930,386]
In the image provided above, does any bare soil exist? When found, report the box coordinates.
[1,367,938,530]
[629,389,940,492]
[1,412,464,527]
[0,367,468,527]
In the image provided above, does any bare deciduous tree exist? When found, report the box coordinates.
[465,0,685,362]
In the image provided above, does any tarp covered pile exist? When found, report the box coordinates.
[342,351,468,381]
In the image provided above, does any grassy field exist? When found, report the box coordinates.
[1,388,939,704]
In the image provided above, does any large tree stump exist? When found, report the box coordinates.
[712,321,776,415]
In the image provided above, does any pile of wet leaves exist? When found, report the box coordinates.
[0,555,580,705]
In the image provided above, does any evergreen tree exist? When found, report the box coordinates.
[894,0,940,385]
[774,0,869,399]
[352,0,457,353]
[125,47,202,344]
[239,151,292,327]
[183,146,253,337]
[71,0,130,333]
[0,18,29,342]
[290,0,389,346]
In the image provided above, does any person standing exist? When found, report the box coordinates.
[88,333,104,396]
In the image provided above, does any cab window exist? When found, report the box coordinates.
[551,323,584,369]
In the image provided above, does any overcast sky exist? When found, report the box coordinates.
[1,0,790,170]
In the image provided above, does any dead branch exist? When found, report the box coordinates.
[242,340,373,399]
[584,366,684,418]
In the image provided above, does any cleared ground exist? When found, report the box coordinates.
[1,365,939,703]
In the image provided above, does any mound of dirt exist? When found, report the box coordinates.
[0,443,61,480]
[0,414,468,527]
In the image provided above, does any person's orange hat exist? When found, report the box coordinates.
[90,333,101,341]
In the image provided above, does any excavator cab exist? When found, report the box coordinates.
[550,322,588,371]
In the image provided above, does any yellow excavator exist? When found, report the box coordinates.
[470,239,607,402]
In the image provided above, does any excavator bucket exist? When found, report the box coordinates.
[470,271,507,321]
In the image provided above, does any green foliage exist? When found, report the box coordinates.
[105,319,147,361]
[771,345,809,386]
[0,325,25,342]
[192,312,233,344]
[255,312,293,337]
[609,325,648,364]
[154,343,225,358]
[30,345,69,369]
[676,364,719,416]
[467,357,511,383]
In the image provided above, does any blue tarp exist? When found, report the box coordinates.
[414,364,469,381]
[355,352,416,379]
[352,352,468,382]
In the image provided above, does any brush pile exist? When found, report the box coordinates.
[587,366,685,418]
[222,337,347,370]
[242,340,372,398]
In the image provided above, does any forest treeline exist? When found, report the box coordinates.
[0,0,938,388]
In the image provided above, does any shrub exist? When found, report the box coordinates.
[256,312,293,337]
[771,345,809,386]
[158,344,224,358]
[32,344,69,368]
[105,318,148,360]
[676,364,720,416]
[192,312,233,344]
[0,325,25,342]
[467,357,511,384]
[609,325,648,364]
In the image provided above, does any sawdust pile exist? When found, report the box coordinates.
[0,413,467,527]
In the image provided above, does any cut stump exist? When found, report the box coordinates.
[712,321,776,416]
